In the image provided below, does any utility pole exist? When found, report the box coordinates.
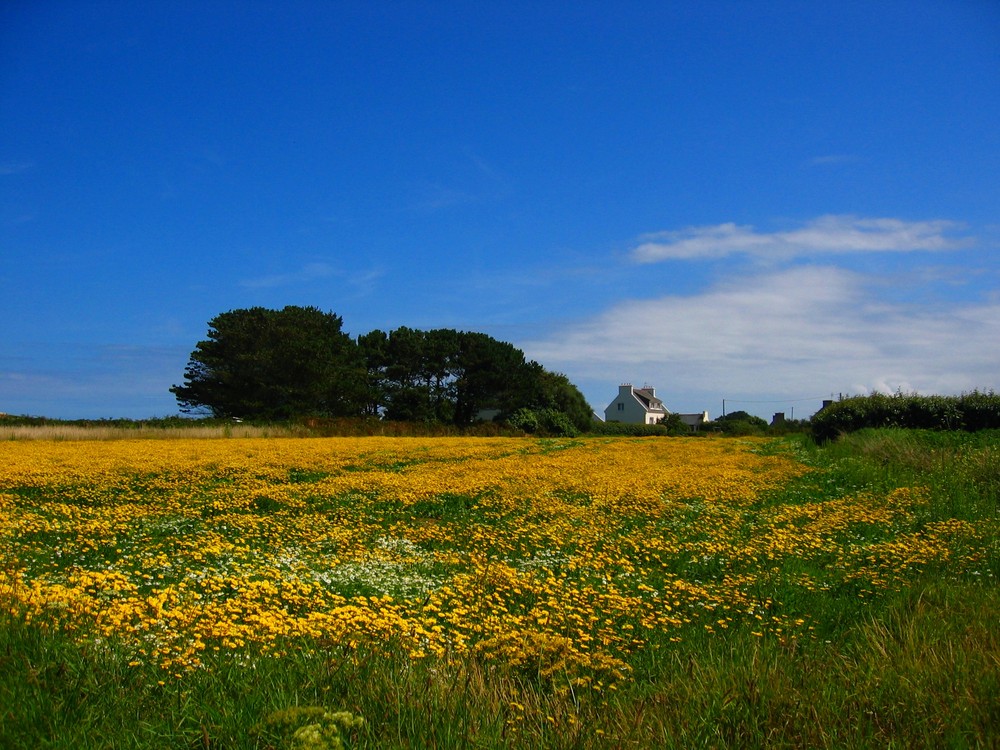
[722,399,726,417]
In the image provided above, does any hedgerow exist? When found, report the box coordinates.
[811,390,1000,442]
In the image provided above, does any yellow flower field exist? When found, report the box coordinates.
[0,436,987,686]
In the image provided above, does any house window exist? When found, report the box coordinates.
[617,403,624,411]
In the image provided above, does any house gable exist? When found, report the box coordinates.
[604,383,668,425]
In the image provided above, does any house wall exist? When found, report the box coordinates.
[604,384,660,424]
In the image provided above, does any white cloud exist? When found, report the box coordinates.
[524,266,1000,403]
[631,215,969,263]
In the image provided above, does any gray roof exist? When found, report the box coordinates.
[632,388,666,412]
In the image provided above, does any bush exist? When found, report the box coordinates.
[505,408,579,437]
[811,390,1000,443]
[706,410,769,436]
[959,390,1000,432]
[591,421,673,437]
[506,408,540,434]
[537,409,579,438]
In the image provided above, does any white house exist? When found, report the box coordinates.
[604,384,667,425]
[604,384,711,431]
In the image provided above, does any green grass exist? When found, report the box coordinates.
[2,429,998,748]
[5,582,997,748]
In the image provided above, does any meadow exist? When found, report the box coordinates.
[1,431,997,748]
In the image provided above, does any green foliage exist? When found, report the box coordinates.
[590,419,688,437]
[358,327,591,431]
[453,331,530,425]
[357,327,461,423]
[171,306,364,420]
[709,410,769,435]
[521,369,594,433]
[506,407,541,434]
[507,407,579,437]
[0,414,201,429]
[765,418,811,436]
[811,390,1000,442]
[173,311,595,430]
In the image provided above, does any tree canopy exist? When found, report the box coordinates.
[172,307,592,432]
[170,306,364,419]
[358,326,592,431]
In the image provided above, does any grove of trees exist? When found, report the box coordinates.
[170,306,594,433]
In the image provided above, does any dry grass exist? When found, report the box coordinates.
[0,423,305,441]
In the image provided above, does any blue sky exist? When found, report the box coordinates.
[2,1,999,420]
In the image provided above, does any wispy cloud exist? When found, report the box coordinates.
[239,262,337,289]
[346,268,385,298]
[407,150,509,212]
[805,154,859,167]
[1,343,188,419]
[631,215,970,263]
[524,265,1000,400]
[408,183,476,212]
[0,161,33,176]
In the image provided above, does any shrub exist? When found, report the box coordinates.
[505,408,579,437]
[590,421,672,437]
[811,390,1000,442]
[506,408,541,434]
[959,390,1000,432]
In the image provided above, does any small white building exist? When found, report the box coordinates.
[604,384,667,425]
[677,411,711,431]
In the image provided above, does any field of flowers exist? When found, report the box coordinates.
[2,434,997,748]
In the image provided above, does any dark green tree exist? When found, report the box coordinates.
[355,329,389,417]
[170,306,364,419]
[382,327,431,422]
[357,325,594,429]
[359,327,461,422]
[499,366,595,434]
[453,332,530,425]
[524,368,594,432]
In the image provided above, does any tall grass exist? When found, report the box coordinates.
[2,430,997,748]
[803,428,1000,521]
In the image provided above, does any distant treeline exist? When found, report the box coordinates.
[811,390,1000,442]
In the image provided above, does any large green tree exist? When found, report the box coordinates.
[357,327,461,422]
[356,327,591,427]
[524,368,595,432]
[170,306,364,419]
[452,331,529,425]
